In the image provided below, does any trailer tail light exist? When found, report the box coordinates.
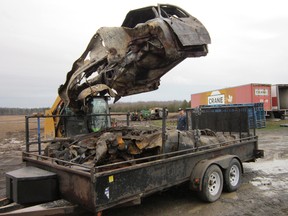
[193,178,201,189]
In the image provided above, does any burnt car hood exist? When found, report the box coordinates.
[59,4,211,110]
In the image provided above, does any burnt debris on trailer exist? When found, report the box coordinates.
[43,126,238,168]
[39,105,258,170]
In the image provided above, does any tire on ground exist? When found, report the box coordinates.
[224,158,242,192]
[199,164,223,202]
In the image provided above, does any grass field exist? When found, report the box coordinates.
[262,119,288,130]
[0,115,287,141]
[0,115,26,139]
[0,115,41,140]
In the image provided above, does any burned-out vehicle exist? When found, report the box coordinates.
[1,4,265,215]
[58,4,211,110]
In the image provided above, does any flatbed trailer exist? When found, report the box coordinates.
[22,137,261,213]
[2,106,264,215]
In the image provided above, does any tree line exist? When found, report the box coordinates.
[0,100,190,115]
[109,100,190,113]
[0,107,48,115]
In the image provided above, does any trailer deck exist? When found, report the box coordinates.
[1,105,264,214]
[20,135,262,213]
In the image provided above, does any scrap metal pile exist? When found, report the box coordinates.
[44,127,237,168]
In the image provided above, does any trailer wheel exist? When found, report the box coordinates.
[224,159,242,192]
[200,164,223,202]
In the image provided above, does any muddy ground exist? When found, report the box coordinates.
[0,116,287,216]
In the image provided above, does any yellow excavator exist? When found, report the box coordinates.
[44,85,115,140]
[44,4,210,140]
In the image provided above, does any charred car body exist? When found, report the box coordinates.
[58,4,211,111]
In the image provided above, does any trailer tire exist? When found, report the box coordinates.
[224,159,242,192]
[200,164,223,202]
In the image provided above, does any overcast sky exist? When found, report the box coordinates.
[0,0,287,108]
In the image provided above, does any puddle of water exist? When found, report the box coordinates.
[246,159,288,197]
[245,159,288,175]
[250,177,271,187]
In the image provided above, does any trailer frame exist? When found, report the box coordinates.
[3,106,264,214]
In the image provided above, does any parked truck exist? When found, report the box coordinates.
[191,83,288,119]
[271,84,288,119]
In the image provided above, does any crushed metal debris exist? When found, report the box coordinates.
[44,127,237,168]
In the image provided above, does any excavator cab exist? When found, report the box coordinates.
[86,97,111,133]
[60,96,111,137]
[44,96,111,139]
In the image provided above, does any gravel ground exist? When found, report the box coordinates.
[0,118,287,216]
[105,128,288,216]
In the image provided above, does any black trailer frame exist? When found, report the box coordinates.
[18,106,263,213]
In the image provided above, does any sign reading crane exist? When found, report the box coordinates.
[255,89,268,96]
[208,91,225,105]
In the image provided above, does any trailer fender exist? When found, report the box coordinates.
[189,155,242,191]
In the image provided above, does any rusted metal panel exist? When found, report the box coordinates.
[122,4,211,47]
